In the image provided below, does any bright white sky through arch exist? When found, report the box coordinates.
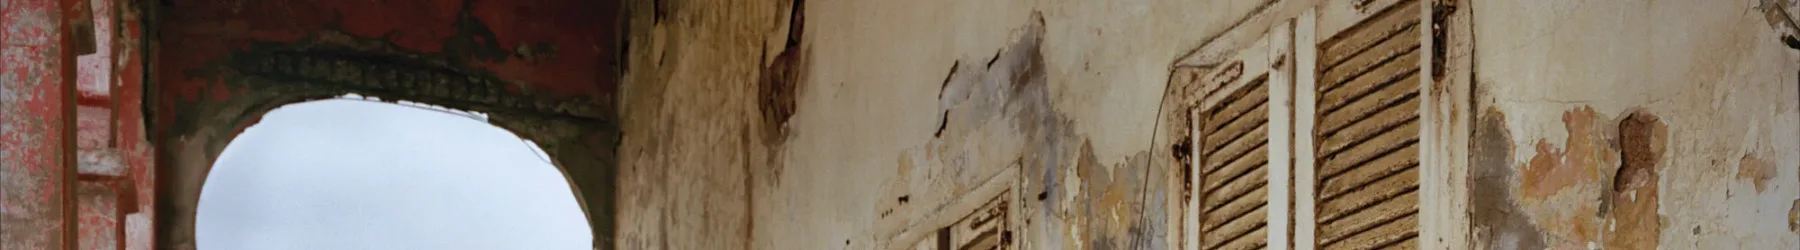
[197,98,590,250]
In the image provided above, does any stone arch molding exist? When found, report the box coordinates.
[156,43,618,250]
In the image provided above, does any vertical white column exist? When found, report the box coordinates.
[1292,9,1319,250]
[1419,1,1473,249]
[1186,108,1201,250]
[1416,1,1443,244]
[1265,19,1295,250]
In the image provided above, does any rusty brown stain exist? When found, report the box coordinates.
[1519,117,1582,198]
[1073,140,1109,247]
[1604,111,1663,250]
[1736,154,1777,193]
[1430,0,1456,82]
[759,0,806,143]
[1469,108,1547,250]
[1072,139,1158,249]
[1075,140,1123,215]
[1519,107,1615,199]
[1788,199,1799,233]
[1173,133,1194,203]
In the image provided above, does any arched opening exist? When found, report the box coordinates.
[193,98,591,249]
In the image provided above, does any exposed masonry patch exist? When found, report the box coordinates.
[1520,107,1614,200]
[1605,111,1663,250]
[1518,106,1619,247]
[1497,106,1678,248]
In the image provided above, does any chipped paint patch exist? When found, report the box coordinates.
[1073,141,1154,249]
[1737,154,1777,193]
[1789,199,1799,233]
[1515,106,1617,247]
[1519,107,1615,200]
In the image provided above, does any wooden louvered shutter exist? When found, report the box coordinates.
[1176,0,1467,249]
[1182,21,1296,250]
[1297,0,1428,249]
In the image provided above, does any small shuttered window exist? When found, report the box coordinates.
[1175,0,1444,249]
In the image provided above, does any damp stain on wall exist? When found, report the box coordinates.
[1469,108,1547,250]
[869,13,1168,249]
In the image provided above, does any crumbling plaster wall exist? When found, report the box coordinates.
[613,0,780,249]
[618,0,1279,249]
[1469,0,1800,249]
[623,0,1800,249]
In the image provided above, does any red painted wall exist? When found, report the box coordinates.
[6,0,160,248]
[114,2,155,247]
[2,0,75,249]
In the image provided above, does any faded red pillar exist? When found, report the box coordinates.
[109,0,155,248]
[1,0,79,249]
[71,0,156,248]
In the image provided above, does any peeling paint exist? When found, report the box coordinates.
[1515,106,1617,247]
[1604,111,1664,250]
[1470,108,1547,250]
[1519,107,1615,200]
[1737,154,1777,193]
[1789,199,1799,233]
[1073,141,1154,249]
